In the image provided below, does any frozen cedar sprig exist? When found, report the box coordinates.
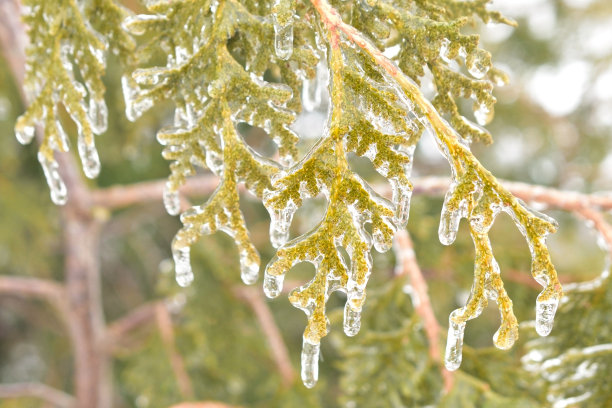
[122,0,318,287]
[15,0,134,204]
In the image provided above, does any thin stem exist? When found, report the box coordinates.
[233,287,296,386]
[394,230,454,393]
[0,383,75,408]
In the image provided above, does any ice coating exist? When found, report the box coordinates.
[302,61,329,112]
[122,75,153,121]
[163,183,181,216]
[473,102,493,126]
[263,267,285,298]
[445,312,466,371]
[466,48,491,79]
[15,120,35,145]
[269,203,297,248]
[88,97,108,134]
[172,243,193,288]
[301,338,320,388]
[536,298,559,336]
[273,21,293,61]
[239,249,260,285]
[38,152,68,205]
[77,132,101,179]
[343,303,362,337]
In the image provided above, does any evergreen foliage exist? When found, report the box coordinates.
[5,0,612,406]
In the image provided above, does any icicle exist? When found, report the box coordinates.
[88,97,108,134]
[493,324,518,350]
[77,132,101,179]
[122,75,153,122]
[301,337,320,388]
[302,61,328,112]
[473,102,493,126]
[343,303,361,337]
[439,199,463,246]
[444,311,466,371]
[163,183,181,216]
[172,242,193,287]
[372,229,393,253]
[273,19,293,61]
[263,267,284,298]
[239,250,260,285]
[535,298,559,336]
[439,38,454,63]
[15,119,35,145]
[466,49,491,79]
[38,152,67,205]
[269,203,296,248]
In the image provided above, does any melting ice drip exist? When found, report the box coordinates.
[272,7,293,61]
[301,338,320,388]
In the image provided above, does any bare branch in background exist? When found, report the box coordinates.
[394,230,454,393]
[0,382,76,408]
[233,286,296,386]
[156,302,195,399]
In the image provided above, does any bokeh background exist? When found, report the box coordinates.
[1,0,612,406]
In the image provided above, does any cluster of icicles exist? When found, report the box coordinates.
[17,6,560,389]
[15,40,107,205]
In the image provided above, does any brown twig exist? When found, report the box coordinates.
[91,174,220,210]
[0,382,75,408]
[233,287,296,386]
[104,301,159,351]
[156,302,194,399]
[394,230,454,393]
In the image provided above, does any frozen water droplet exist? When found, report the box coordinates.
[89,98,108,134]
[263,270,284,298]
[77,133,100,179]
[439,207,461,246]
[122,75,153,121]
[372,230,392,253]
[273,22,293,60]
[473,102,493,126]
[239,250,260,285]
[343,304,361,337]
[439,38,454,63]
[301,338,320,388]
[535,298,558,336]
[38,152,67,205]
[163,183,181,216]
[15,120,35,145]
[172,244,193,287]
[205,149,224,175]
[466,49,491,79]
[493,325,517,350]
[269,206,296,248]
[445,313,466,371]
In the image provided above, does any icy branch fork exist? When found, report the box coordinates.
[121,0,318,287]
[273,0,562,379]
[14,0,135,204]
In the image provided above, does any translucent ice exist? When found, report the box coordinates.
[273,22,293,61]
[445,313,466,371]
[172,244,193,287]
[473,102,493,126]
[466,49,490,79]
[77,133,101,179]
[163,183,181,216]
[15,120,35,145]
[38,152,67,205]
[263,269,284,298]
[536,298,559,336]
[301,338,320,388]
[343,303,361,337]
[239,250,260,285]
[88,97,108,134]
